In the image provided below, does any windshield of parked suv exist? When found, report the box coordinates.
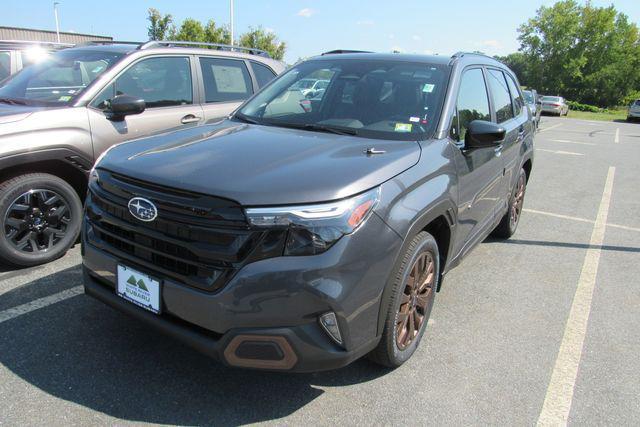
[0,49,124,106]
[541,96,561,102]
[236,58,450,141]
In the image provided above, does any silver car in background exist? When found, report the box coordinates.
[627,99,640,122]
[0,40,72,82]
[540,95,569,116]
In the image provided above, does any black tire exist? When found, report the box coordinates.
[368,231,439,368]
[492,168,527,239]
[0,173,82,267]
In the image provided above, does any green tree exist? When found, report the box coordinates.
[238,27,286,60]
[147,8,173,40]
[204,19,231,44]
[176,18,206,42]
[517,0,640,107]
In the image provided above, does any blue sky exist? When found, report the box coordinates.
[2,0,639,63]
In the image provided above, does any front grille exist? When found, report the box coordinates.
[85,169,286,292]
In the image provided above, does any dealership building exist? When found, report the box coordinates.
[0,26,111,44]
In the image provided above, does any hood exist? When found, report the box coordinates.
[99,121,421,206]
[0,103,42,124]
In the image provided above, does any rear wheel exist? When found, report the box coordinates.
[369,231,438,368]
[0,173,82,267]
[493,168,527,239]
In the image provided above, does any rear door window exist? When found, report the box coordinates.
[505,74,524,116]
[199,57,253,103]
[0,51,11,81]
[251,62,277,88]
[487,69,514,123]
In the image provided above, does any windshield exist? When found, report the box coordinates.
[542,96,561,102]
[0,49,124,106]
[522,90,534,103]
[236,59,450,141]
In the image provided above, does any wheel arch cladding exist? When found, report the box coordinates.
[522,158,532,182]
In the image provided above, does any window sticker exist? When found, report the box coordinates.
[58,95,72,102]
[422,83,435,93]
[409,116,420,123]
[395,123,412,132]
[211,65,248,93]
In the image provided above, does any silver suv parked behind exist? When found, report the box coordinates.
[0,40,284,266]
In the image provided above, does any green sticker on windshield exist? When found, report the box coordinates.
[58,95,72,102]
[422,83,435,93]
[395,123,412,132]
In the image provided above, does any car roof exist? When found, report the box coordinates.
[311,52,453,66]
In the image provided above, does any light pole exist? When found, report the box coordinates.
[53,2,60,43]
[230,0,234,46]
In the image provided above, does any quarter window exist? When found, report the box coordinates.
[98,56,193,109]
[487,69,514,123]
[251,62,277,88]
[199,57,253,103]
[505,74,523,116]
[453,68,491,142]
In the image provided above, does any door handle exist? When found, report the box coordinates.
[181,114,202,124]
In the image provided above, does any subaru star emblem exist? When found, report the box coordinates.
[128,197,158,222]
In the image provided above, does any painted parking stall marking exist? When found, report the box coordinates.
[0,286,83,324]
[537,166,615,426]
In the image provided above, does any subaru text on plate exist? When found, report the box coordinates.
[83,51,534,372]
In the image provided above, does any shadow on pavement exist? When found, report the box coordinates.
[486,238,640,253]
[0,266,390,425]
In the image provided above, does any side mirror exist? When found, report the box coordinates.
[465,120,505,149]
[106,94,145,121]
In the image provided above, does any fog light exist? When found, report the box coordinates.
[319,312,343,345]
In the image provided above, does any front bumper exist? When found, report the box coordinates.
[82,212,402,372]
[628,110,640,118]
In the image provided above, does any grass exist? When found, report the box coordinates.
[566,108,628,122]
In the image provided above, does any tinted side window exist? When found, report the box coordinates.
[113,57,192,108]
[251,62,276,88]
[0,51,10,81]
[506,74,523,116]
[454,68,491,142]
[200,57,253,103]
[487,69,514,123]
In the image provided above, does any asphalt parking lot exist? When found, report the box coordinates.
[1,116,639,426]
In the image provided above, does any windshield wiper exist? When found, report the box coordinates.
[0,97,27,105]
[233,113,262,125]
[277,122,359,136]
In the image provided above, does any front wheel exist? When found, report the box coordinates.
[492,168,527,239]
[0,173,82,267]
[368,231,439,368]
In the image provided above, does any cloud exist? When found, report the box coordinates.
[297,8,316,18]
[388,34,395,40]
[356,19,375,26]
[477,39,502,49]
[412,35,421,41]
[423,49,435,55]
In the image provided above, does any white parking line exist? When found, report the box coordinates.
[523,208,640,233]
[0,286,83,324]
[539,123,563,133]
[549,139,595,146]
[537,166,615,426]
[614,128,619,143]
[536,148,584,156]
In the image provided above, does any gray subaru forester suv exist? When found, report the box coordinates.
[0,41,284,266]
[83,51,534,372]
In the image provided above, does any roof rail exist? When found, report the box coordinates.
[78,40,145,47]
[0,39,74,47]
[138,40,271,57]
[321,49,373,55]
[450,51,500,63]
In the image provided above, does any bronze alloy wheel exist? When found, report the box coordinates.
[396,251,435,350]
[509,172,526,229]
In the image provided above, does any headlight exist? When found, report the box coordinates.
[245,187,380,256]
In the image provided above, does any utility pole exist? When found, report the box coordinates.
[230,0,234,46]
[53,2,60,43]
